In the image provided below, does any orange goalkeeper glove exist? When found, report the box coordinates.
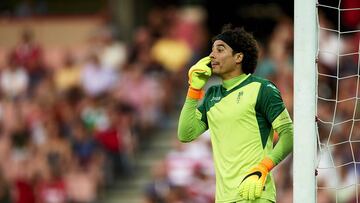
[187,56,211,100]
[238,157,275,200]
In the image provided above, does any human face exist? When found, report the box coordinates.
[210,40,243,80]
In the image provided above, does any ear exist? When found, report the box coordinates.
[235,52,244,64]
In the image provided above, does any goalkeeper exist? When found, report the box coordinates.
[178,24,293,203]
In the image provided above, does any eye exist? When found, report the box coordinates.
[211,46,225,53]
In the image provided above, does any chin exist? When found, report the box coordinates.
[211,70,220,75]
[212,67,220,73]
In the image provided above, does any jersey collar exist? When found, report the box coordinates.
[222,73,251,91]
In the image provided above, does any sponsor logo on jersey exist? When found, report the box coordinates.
[210,96,221,102]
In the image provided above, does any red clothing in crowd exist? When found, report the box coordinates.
[36,179,67,203]
[14,179,35,203]
[12,42,43,72]
[95,127,123,153]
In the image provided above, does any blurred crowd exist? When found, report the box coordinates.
[0,2,358,203]
[0,5,211,203]
[316,8,360,203]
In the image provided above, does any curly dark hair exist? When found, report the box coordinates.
[212,24,259,74]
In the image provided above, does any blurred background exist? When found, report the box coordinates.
[0,0,358,203]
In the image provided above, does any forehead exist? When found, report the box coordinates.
[212,40,231,49]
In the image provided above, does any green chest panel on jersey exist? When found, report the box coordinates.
[198,75,284,149]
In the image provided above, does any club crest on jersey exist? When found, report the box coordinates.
[236,91,243,103]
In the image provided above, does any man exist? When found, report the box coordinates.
[178,24,293,203]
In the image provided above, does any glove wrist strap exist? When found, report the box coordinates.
[187,87,204,100]
[260,157,275,171]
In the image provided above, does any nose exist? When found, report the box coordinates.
[209,51,215,59]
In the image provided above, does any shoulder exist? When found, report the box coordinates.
[248,75,272,85]
[204,84,222,95]
[249,75,279,91]
[202,84,223,105]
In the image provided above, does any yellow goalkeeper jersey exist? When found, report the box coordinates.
[187,74,292,202]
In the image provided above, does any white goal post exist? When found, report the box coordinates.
[293,0,317,202]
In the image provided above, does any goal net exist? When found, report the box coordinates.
[316,0,360,202]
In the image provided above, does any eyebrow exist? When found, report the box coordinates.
[212,44,226,49]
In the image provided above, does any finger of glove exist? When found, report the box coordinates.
[193,70,211,77]
[242,177,253,200]
[196,56,211,65]
[254,181,264,198]
[189,68,211,78]
[238,181,245,198]
[240,175,259,200]
[248,181,256,200]
[247,176,259,200]
[238,182,245,198]
[243,181,250,200]
[255,173,267,198]
[189,72,210,86]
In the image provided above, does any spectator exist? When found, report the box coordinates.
[54,51,82,94]
[81,54,117,97]
[65,159,100,203]
[97,29,127,71]
[113,64,165,134]
[94,102,135,181]
[11,29,47,91]
[70,120,98,168]
[165,139,196,187]
[35,153,67,203]
[0,54,29,99]
[144,160,172,203]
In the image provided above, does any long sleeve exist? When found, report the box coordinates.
[268,122,294,165]
[255,80,293,166]
[177,98,207,142]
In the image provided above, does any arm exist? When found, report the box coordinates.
[177,98,207,142]
[257,82,293,166]
[177,56,211,142]
[268,122,293,165]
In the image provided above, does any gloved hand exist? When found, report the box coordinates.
[188,56,212,89]
[238,157,275,200]
[187,56,211,99]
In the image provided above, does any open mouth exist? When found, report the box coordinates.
[211,62,219,67]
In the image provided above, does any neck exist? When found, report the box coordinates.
[222,73,249,90]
